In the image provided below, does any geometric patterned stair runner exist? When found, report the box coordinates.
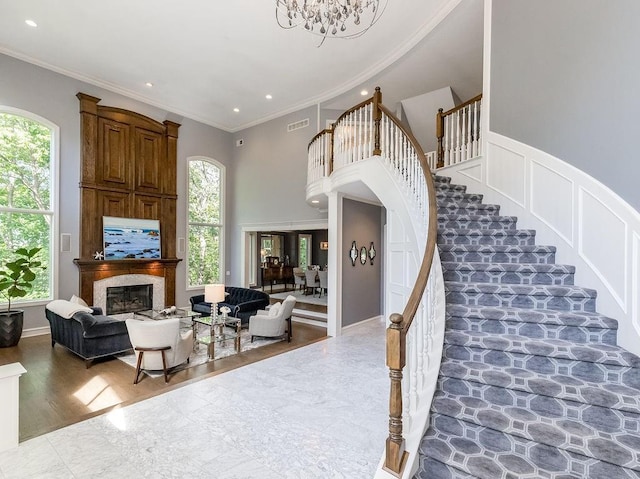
[414,175,640,479]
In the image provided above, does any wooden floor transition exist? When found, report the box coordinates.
[0,322,327,442]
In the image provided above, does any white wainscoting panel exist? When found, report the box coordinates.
[458,163,482,182]
[486,142,526,207]
[438,131,640,356]
[578,188,627,310]
[530,160,574,245]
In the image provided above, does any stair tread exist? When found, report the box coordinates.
[439,244,556,252]
[445,303,617,329]
[432,389,640,471]
[421,415,640,479]
[438,213,517,221]
[439,228,536,236]
[415,456,479,479]
[442,262,575,273]
[445,281,597,297]
[444,330,640,367]
[440,358,640,413]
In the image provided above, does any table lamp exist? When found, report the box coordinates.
[204,284,225,320]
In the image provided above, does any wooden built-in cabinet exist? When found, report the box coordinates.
[75,93,181,304]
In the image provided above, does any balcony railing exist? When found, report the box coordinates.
[436,93,482,168]
[307,87,441,477]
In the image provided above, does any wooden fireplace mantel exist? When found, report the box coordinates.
[74,258,181,308]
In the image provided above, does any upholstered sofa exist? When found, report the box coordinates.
[45,300,132,367]
[190,286,270,327]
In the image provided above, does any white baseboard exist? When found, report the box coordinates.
[22,326,50,338]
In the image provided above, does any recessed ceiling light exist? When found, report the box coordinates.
[145,82,153,87]
[25,19,37,27]
[265,94,273,100]
[311,200,320,204]
[360,89,368,96]
[233,108,240,113]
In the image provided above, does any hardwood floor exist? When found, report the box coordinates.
[0,322,327,442]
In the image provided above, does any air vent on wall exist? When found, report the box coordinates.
[287,118,309,132]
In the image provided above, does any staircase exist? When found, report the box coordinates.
[414,174,640,478]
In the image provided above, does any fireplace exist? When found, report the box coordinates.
[93,274,165,314]
[106,284,153,315]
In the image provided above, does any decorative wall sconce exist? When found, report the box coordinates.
[349,241,358,266]
[360,246,367,265]
[320,241,329,250]
[369,242,376,265]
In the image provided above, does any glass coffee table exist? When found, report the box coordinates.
[136,307,201,323]
[191,316,241,360]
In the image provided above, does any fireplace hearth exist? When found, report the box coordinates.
[106,284,153,315]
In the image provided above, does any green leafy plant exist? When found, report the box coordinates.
[0,247,46,312]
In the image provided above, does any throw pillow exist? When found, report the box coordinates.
[269,302,281,316]
[70,294,89,307]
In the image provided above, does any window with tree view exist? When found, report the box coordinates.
[0,111,54,303]
[188,158,223,287]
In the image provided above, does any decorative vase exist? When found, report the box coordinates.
[0,310,24,348]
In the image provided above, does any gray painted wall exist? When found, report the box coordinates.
[490,0,640,211]
[0,53,233,330]
[341,198,383,327]
[230,107,328,286]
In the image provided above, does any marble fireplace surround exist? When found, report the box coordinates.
[94,274,165,314]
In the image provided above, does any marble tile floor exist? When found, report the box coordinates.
[0,318,388,479]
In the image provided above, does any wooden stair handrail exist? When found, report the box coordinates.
[377,102,439,476]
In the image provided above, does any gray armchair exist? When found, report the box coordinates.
[249,295,296,342]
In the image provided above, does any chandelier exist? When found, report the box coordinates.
[276,0,387,46]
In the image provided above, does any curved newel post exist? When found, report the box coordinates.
[373,87,382,156]
[384,312,409,476]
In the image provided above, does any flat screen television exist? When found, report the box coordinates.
[103,216,161,260]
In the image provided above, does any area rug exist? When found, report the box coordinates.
[117,325,281,378]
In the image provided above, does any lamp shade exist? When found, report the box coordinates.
[204,284,225,303]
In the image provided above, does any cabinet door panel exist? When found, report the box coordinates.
[135,128,163,192]
[134,194,161,220]
[98,118,130,186]
[101,191,130,218]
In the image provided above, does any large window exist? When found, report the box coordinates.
[187,157,224,287]
[0,110,55,304]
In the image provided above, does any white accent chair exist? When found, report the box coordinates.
[125,318,194,384]
[317,270,328,297]
[248,295,296,342]
[304,270,320,296]
[293,267,306,291]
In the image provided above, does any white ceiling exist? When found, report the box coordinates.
[0,0,483,132]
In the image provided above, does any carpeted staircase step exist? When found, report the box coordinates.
[434,182,468,194]
[433,175,452,185]
[438,228,536,246]
[439,357,640,413]
[438,213,518,230]
[419,414,640,479]
[445,304,617,345]
[431,386,640,472]
[436,191,484,204]
[445,282,597,312]
[443,330,640,368]
[442,262,575,285]
[438,203,501,216]
[414,456,479,479]
[438,244,557,264]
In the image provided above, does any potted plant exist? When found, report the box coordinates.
[0,247,46,348]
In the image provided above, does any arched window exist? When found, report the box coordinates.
[0,109,57,304]
[187,157,224,287]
